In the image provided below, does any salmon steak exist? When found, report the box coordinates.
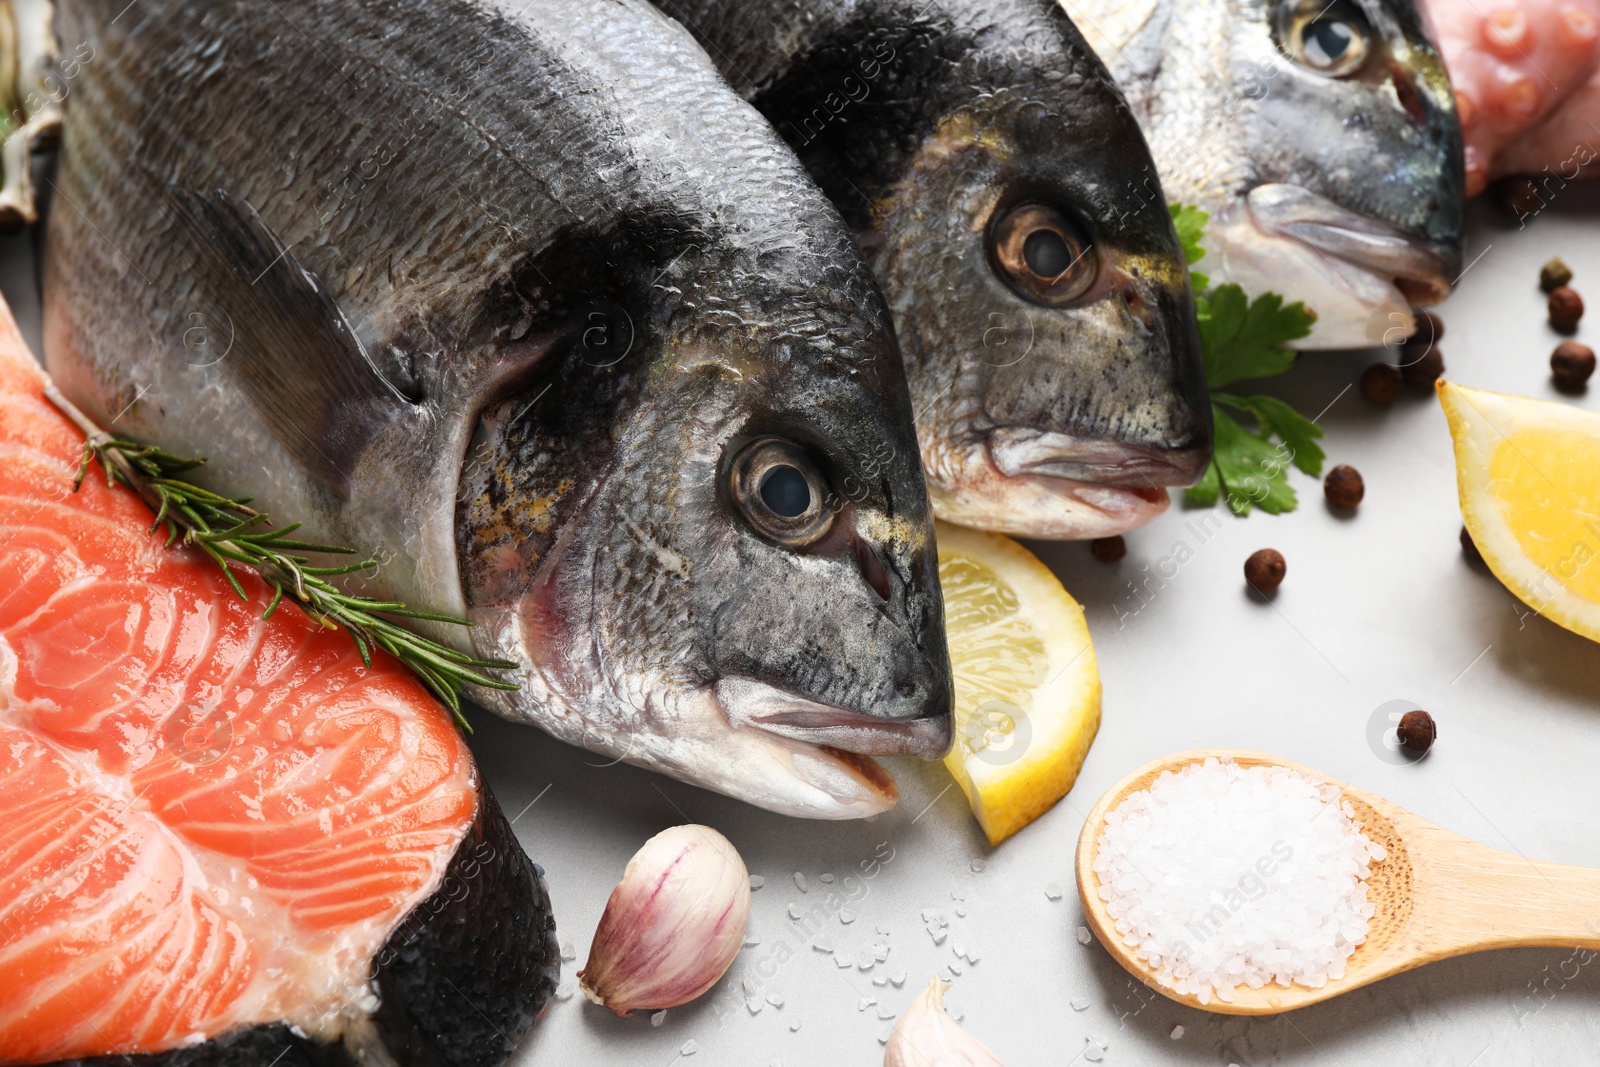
[0,297,558,1066]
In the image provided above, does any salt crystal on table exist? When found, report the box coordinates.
[872,944,889,961]
[840,909,856,924]
[891,970,907,986]
[766,991,784,1007]
[555,981,574,1001]
[835,954,854,968]
[954,905,966,917]
[873,976,888,986]
[951,889,966,901]
[651,1010,666,1027]
[920,908,939,922]
[812,937,834,953]
[877,924,891,935]
[1077,926,1092,945]
[859,996,877,1011]
[680,1040,699,1056]
[788,904,803,920]
[747,996,763,1015]
[877,1005,897,1020]
[790,1021,802,1032]
[1070,996,1089,1011]
[743,977,757,994]
[743,934,761,947]
[932,930,948,945]
[1085,1047,1104,1063]
[949,961,963,975]
[820,873,834,883]
[859,958,874,972]
[970,859,986,873]
[793,872,808,893]
[879,1025,894,1045]
[1170,1025,1185,1039]
[1044,882,1062,901]
[560,941,576,961]
[749,875,765,890]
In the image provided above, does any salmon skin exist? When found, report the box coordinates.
[654,0,1212,539]
[42,0,953,820]
[0,301,558,1065]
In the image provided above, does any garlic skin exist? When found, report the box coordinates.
[578,824,750,1016]
[884,979,1008,1067]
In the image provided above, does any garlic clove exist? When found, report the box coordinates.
[884,978,1008,1067]
[578,824,751,1017]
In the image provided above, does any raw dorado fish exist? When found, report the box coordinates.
[42,0,952,820]
[1422,0,1600,195]
[1066,0,1465,347]
[0,299,558,1065]
[658,0,1213,539]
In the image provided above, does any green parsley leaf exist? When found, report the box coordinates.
[1188,407,1299,515]
[1198,284,1316,389]
[1172,204,1323,516]
[1168,203,1210,291]
[1214,392,1326,477]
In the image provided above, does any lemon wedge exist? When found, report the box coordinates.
[1439,380,1600,643]
[935,520,1101,844]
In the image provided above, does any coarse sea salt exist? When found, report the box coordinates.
[1093,757,1386,1006]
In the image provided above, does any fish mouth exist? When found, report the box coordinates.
[1227,184,1456,347]
[989,427,1209,488]
[1251,185,1455,305]
[714,677,952,761]
[924,428,1206,539]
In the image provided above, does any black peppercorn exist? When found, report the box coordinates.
[1244,548,1286,594]
[1397,710,1436,754]
[1540,257,1574,293]
[1399,343,1445,387]
[1549,286,1584,333]
[1413,309,1444,345]
[1324,465,1364,509]
[1090,536,1126,563]
[1360,363,1402,406]
[1552,341,1596,392]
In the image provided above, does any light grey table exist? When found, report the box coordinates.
[6,186,1598,1066]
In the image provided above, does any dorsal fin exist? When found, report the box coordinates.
[166,187,411,497]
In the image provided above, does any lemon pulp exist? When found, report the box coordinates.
[936,521,1101,845]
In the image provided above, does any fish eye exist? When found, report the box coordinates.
[1276,0,1372,77]
[728,438,833,546]
[989,202,1096,306]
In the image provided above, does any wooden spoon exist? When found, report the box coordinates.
[1075,749,1600,1014]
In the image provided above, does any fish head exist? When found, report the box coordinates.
[863,56,1210,539]
[459,232,952,820]
[1206,0,1464,348]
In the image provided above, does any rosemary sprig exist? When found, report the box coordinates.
[43,383,516,730]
